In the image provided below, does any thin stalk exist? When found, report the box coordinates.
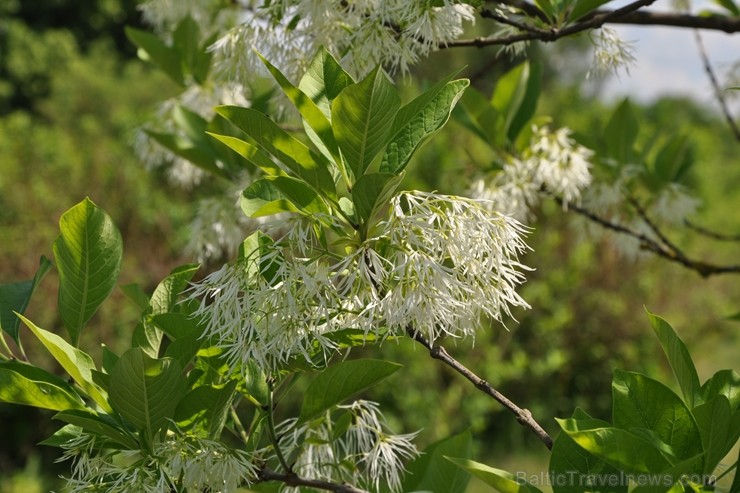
[230,406,250,446]
[0,333,15,360]
[264,385,292,473]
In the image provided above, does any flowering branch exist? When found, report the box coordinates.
[259,467,371,493]
[406,327,554,450]
[556,197,740,277]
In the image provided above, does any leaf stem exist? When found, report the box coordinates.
[0,333,14,360]
[230,406,250,446]
[264,383,292,473]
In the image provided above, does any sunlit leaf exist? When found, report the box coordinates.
[0,361,84,411]
[647,310,701,409]
[53,198,123,346]
[19,314,110,412]
[333,67,400,179]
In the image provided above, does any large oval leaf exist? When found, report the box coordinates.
[53,198,123,346]
[333,67,400,180]
[109,348,186,439]
[298,358,401,423]
[612,369,701,461]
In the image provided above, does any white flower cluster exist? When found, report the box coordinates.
[189,191,532,374]
[59,429,257,493]
[587,27,637,78]
[276,400,419,493]
[470,125,594,221]
[145,0,477,84]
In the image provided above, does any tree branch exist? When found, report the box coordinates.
[692,28,740,141]
[684,219,740,241]
[259,468,370,493]
[557,198,740,277]
[406,327,554,450]
[452,2,740,49]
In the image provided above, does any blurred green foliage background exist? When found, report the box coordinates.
[0,1,738,491]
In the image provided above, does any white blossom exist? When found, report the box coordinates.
[587,27,637,78]
[470,125,594,220]
[58,428,257,493]
[651,183,701,224]
[275,401,419,493]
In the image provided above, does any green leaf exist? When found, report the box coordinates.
[569,0,611,21]
[351,172,404,225]
[120,283,150,312]
[650,136,694,186]
[333,67,401,179]
[240,232,282,283]
[380,76,468,174]
[403,430,472,493]
[713,0,740,15]
[457,86,500,146]
[492,63,530,141]
[55,409,139,449]
[19,314,110,412]
[172,15,207,83]
[215,106,336,198]
[146,129,230,180]
[730,446,740,493]
[629,454,705,493]
[268,175,330,215]
[125,26,184,86]
[534,0,556,20]
[131,320,163,358]
[556,418,673,474]
[151,313,204,369]
[508,62,542,142]
[298,47,355,119]
[150,263,199,315]
[208,133,284,176]
[700,369,740,411]
[241,179,298,218]
[446,457,544,493]
[109,348,186,439]
[0,361,84,411]
[692,395,737,474]
[549,409,627,493]
[612,369,702,461]
[647,310,701,409]
[39,423,83,448]
[258,51,341,163]
[0,256,52,346]
[298,359,401,422]
[239,359,269,407]
[174,381,237,439]
[53,198,123,346]
[604,99,639,164]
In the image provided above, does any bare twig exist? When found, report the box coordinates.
[627,196,689,263]
[259,468,370,493]
[557,198,740,277]
[406,327,554,450]
[693,29,740,141]
[684,219,740,241]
